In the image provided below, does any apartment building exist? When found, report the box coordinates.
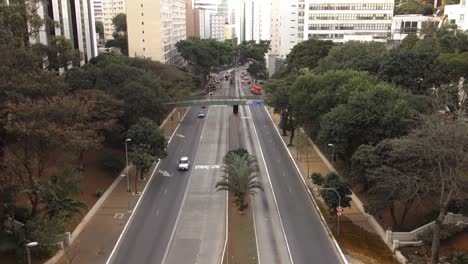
[186,0,196,37]
[445,0,468,31]
[211,14,225,41]
[102,0,126,41]
[303,0,394,43]
[94,0,103,23]
[127,0,186,65]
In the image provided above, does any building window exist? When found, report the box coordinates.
[142,22,144,25]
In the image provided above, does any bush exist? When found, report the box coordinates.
[99,152,125,174]
[452,251,468,264]
[25,215,66,258]
[417,224,466,243]
[310,172,324,185]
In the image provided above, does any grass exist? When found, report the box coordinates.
[224,193,258,264]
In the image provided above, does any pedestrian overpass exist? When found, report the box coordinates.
[166,95,265,107]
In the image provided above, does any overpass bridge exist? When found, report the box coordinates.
[166,95,265,107]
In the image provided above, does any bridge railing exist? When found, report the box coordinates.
[165,95,265,107]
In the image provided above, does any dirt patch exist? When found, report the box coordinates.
[225,193,257,264]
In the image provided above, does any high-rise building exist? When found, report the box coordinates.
[211,14,225,41]
[127,0,186,65]
[240,0,270,42]
[101,0,126,41]
[303,0,394,43]
[94,0,104,23]
[445,0,468,31]
[11,0,98,64]
[186,0,196,37]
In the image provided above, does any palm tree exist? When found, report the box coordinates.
[216,151,263,211]
[42,169,87,221]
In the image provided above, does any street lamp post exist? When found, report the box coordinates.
[125,138,132,212]
[328,143,335,168]
[26,241,38,264]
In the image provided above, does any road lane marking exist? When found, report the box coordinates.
[159,169,171,177]
[156,209,160,216]
[164,188,167,195]
[194,165,221,169]
[106,107,189,264]
[114,213,124,219]
[162,104,210,264]
[176,133,185,138]
[263,106,349,264]
[246,105,294,264]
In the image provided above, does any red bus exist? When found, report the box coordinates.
[250,84,262,95]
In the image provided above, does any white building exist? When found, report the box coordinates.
[211,14,225,41]
[127,0,186,65]
[303,0,394,43]
[445,0,468,31]
[391,14,440,41]
[239,0,270,42]
[94,0,104,23]
[102,0,126,41]
[24,0,98,64]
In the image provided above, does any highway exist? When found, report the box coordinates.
[108,67,344,264]
[236,68,344,264]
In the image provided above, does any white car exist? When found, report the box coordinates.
[178,157,190,171]
[198,111,205,118]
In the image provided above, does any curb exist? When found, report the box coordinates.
[264,106,349,264]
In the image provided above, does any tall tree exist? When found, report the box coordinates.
[318,82,414,166]
[216,150,263,211]
[106,13,128,55]
[126,117,167,158]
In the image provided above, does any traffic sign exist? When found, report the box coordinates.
[336,206,343,212]
[250,101,262,107]
[337,211,342,216]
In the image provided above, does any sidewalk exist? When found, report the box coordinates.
[266,107,397,264]
[48,107,188,264]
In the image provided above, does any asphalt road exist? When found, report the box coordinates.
[249,105,343,264]
[109,107,205,264]
[235,68,292,264]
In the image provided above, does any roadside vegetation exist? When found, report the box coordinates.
[176,38,270,88]
[0,1,192,261]
[266,27,468,263]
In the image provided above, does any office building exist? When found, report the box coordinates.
[127,0,186,65]
[445,0,468,31]
[303,0,394,43]
[9,0,98,64]
[102,0,126,41]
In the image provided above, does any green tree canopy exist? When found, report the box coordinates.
[317,82,415,164]
[395,0,434,15]
[315,41,386,74]
[126,118,167,159]
[282,39,334,75]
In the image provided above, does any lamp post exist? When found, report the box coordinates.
[328,143,335,168]
[125,138,131,212]
[26,241,38,264]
